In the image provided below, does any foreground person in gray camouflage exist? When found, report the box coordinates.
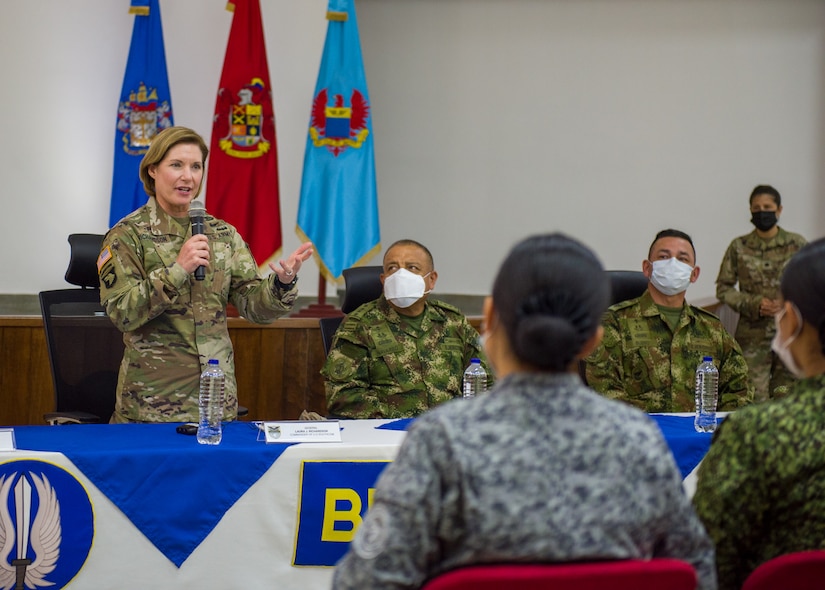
[332,233,716,590]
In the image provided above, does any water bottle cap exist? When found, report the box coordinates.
[703,356,713,362]
[470,358,481,364]
[208,359,219,365]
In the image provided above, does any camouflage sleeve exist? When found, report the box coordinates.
[99,225,190,332]
[584,311,631,403]
[227,232,296,323]
[718,332,753,410]
[715,240,761,320]
[693,413,764,590]
[321,316,382,418]
[333,415,453,589]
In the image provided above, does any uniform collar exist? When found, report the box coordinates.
[146,197,203,238]
[744,226,790,250]
[377,295,444,330]
[638,289,696,324]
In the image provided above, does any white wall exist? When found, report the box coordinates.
[2,0,824,304]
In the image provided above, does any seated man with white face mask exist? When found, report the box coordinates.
[322,239,490,419]
[585,229,753,412]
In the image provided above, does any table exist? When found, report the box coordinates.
[0,415,710,589]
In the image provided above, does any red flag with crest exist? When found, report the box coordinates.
[206,0,281,267]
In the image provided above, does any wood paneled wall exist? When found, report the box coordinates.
[0,315,482,427]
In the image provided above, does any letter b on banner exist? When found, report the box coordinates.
[321,487,377,542]
[294,461,389,566]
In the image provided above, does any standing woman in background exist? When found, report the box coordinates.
[715,184,806,401]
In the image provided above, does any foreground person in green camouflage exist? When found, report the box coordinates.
[100,126,313,423]
[586,229,752,412]
[322,239,489,419]
[694,236,825,590]
[715,184,807,401]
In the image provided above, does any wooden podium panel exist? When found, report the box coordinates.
[0,315,482,426]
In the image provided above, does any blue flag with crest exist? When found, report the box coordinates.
[297,0,380,281]
[109,0,173,227]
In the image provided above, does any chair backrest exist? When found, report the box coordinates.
[65,233,106,288]
[340,265,383,314]
[319,265,383,356]
[422,559,697,590]
[39,234,123,424]
[319,316,344,356]
[607,270,649,305]
[742,550,825,590]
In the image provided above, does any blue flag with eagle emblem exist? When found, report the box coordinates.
[109,0,173,228]
[297,0,379,281]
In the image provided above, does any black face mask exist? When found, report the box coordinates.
[751,210,778,232]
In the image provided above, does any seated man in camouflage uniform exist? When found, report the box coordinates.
[585,229,753,412]
[322,239,490,419]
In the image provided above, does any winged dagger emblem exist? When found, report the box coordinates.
[0,473,62,590]
[309,89,370,156]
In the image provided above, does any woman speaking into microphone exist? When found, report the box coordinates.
[99,126,312,424]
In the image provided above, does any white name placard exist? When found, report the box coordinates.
[0,428,16,451]
[261,421,341,443]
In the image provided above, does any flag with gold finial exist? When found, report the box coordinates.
[110,0,173,227]
[206,0,282,268]
[297,0,380,282]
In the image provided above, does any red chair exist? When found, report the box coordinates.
[742,550,825,590]
[421,559,696,590]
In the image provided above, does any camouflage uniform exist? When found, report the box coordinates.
[585,290,752,412]
[321,295,489,419]
[693,374,825,590]
[333,373,716,590]
[99,197,297,423]
[716,227,807,401]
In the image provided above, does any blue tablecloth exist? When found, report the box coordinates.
[378,414,711,479]
[10,422,293,567]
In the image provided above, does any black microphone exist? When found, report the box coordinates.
[189,200,206,281]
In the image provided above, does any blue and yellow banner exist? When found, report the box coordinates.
[293,461,390,566]
[109,0,173,227]
[296,0,380,281]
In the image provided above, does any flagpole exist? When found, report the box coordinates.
[317,274,327,306]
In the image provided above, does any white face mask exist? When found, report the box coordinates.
[771,304,805,378]
[649,257,693,296]
[383,268,431,308]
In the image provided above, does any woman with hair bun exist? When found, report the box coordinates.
[695,236,825,590]
[333,233,715,590]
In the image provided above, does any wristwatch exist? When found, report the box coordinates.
[274,274,298,291]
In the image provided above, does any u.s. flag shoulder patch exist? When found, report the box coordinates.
[96,246,112,274]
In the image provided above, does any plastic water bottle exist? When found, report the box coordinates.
[694,356,719,433]
[197,359,225,445]
[462,358,487,399]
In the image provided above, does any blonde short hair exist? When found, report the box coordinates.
[138,126,209,198]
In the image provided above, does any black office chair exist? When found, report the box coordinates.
[319,265,384,355]
[40,234,249,423]
[607,270,649,305]
[340,266,384,314]
[40,234,122,424]
[319,316,344,356]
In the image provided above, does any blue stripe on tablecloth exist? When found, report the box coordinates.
[378,414,711,479]
[14,421,293,567]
